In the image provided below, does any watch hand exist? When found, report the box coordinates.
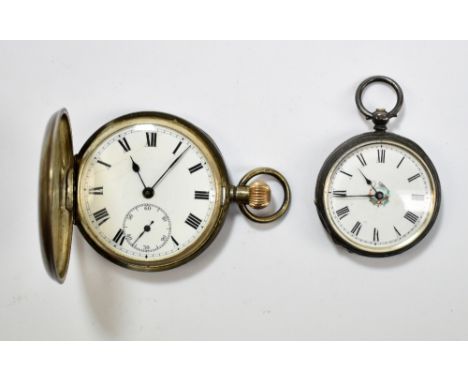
[333,194,375,198]
[130,156,148,188]
[132,232,145,246]
[151,147,190,189]
[358,169,378,193]
[132,221,154,246]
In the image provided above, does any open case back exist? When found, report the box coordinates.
[39,108,74,283]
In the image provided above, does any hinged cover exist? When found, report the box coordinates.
[39,109,74,283]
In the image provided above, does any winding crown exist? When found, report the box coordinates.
[248,181,271,209]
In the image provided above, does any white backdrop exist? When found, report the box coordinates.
[0,41,466,340]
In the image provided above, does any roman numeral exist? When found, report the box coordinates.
[188,163,203,174]
[356,153,367,167]
[118,137,131,152]
[396,156,405,169]
[408,173,421,183]
[88,186,103,195]
[112,228,126,245]
[97,160,111,168]
[171,236,179,246]
[185,213,202,229]
[332,190,347,197]
[340,170,353,178]
[404,211,419,224]
[173,141,182,155]
[194,191,210,200]
[93,208,109,226]
[351,221,362,236]
[377,148,386,163]
[373,228,379,242]
[336,206,350,220]
[146,132,157,147]
[394,225,401,237]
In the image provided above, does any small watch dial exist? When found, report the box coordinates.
[122,204,171,255]
[324,140,437,253]
[79,124,217,261]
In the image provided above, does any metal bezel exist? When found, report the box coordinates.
[75,111,231,271]
[315,131,441,257]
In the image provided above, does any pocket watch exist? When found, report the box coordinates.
[39,109,291,283]
[315,76,441,257]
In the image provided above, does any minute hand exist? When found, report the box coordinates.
[334,194,375,198]
[151,147,189,189]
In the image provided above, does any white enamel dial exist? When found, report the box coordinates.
[79,123,217,261]
[324,140,437,253]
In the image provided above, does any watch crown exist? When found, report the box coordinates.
[248,181,271,209]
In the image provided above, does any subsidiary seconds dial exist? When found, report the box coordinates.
[122,204,171,255]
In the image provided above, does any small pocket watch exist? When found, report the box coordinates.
[315,76,441,257]
[39,109,290,283]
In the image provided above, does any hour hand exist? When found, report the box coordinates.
[358,169,378,193]
[130,156,147,188]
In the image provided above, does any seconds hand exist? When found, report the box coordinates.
[132,221,154,247]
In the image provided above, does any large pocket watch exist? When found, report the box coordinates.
[39,109,290,283]
[315,76,441,257]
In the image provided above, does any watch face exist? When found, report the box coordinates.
[76,113,229,269]
[317,133,440,256]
